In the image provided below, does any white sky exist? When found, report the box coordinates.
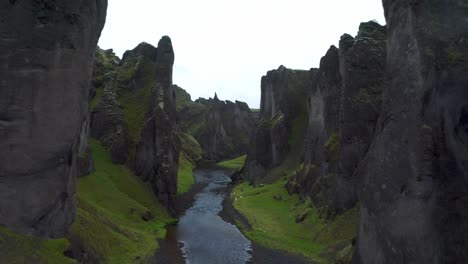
[98,0,385,108]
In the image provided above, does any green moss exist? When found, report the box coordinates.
[0,226,75,264]
[217,155,247,170]
[73,139,175,263]
[90,87,104,111]
[179,133,203,163]
[177,153,196,195]
[232,180,359,263]
[119,86,152,143]
[325,132,339,161]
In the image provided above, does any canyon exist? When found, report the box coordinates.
[0,0,467,264]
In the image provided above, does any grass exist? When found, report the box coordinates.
[217,155,247,170]
[177,153,196,195]
[232,179,359,264]
[73,139,175,264]
[0,227,75,264]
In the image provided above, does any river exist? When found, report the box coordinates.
[164,168,252,264]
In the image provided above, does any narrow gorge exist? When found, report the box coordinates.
[0,0,467,264]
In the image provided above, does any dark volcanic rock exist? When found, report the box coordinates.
[334,22,386,212]
[0,0,107,237]
[354,1,468,263]
[135,36,180,212]
[244,66,311,181]
[287,22,386,218]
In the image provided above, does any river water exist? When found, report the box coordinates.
[173,169,252,264]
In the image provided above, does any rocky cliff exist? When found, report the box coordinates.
[196,94,255,161]
[0,0,107,238]
[354,1,468,263]
[244,66,311,181]
[175,87,255,162]
[285,22,386,220]
[89,38,180,210]
[134,37,180,211]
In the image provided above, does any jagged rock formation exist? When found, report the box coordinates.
[174,86,255,162]
[286,22,386,218]
[89,38,180,210]
[0,0,107,237]
[354,1,468,263]
[244,66,311,181]
[134,36,180,211]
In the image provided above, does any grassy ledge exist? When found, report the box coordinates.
[232,179,359,264]
[73,139,175,263]
[217,155,247,170]
[0,226,75,264]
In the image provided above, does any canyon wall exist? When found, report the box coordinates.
[0,0,107,237]
[285,22,386,220]
[244,66,311,181]
[354,1,468,263]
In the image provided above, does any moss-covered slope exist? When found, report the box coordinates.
[71,139,175,263]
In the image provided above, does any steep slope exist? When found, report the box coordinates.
[354,1,468,263]
[90,38,180,210]
[0,0,107,238]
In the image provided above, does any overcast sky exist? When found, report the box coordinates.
[98,0,385,108]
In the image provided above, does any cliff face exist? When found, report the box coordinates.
[244,66,311,181]
[175,87,255,162]
[196,95,255,161]
[0,0,107,237]
[90,38,180,210]
[285,22,386,219]
[354,1,468,263]
[134,37,180,211]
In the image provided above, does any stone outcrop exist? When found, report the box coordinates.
[244,66,311,181]
[286,22,386,218]
[90,80,131,164]
[134,36,180,211]
[0,0,107,237]
[354,1,468,263]
[88,38,181,211]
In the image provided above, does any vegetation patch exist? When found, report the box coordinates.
[0,226,75,264]
[217,155,247,170]
[73,139,175,264]
[177,153,196,195]
[325,132,339,161]
[90,87,104,111]
[232,179,359,263]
